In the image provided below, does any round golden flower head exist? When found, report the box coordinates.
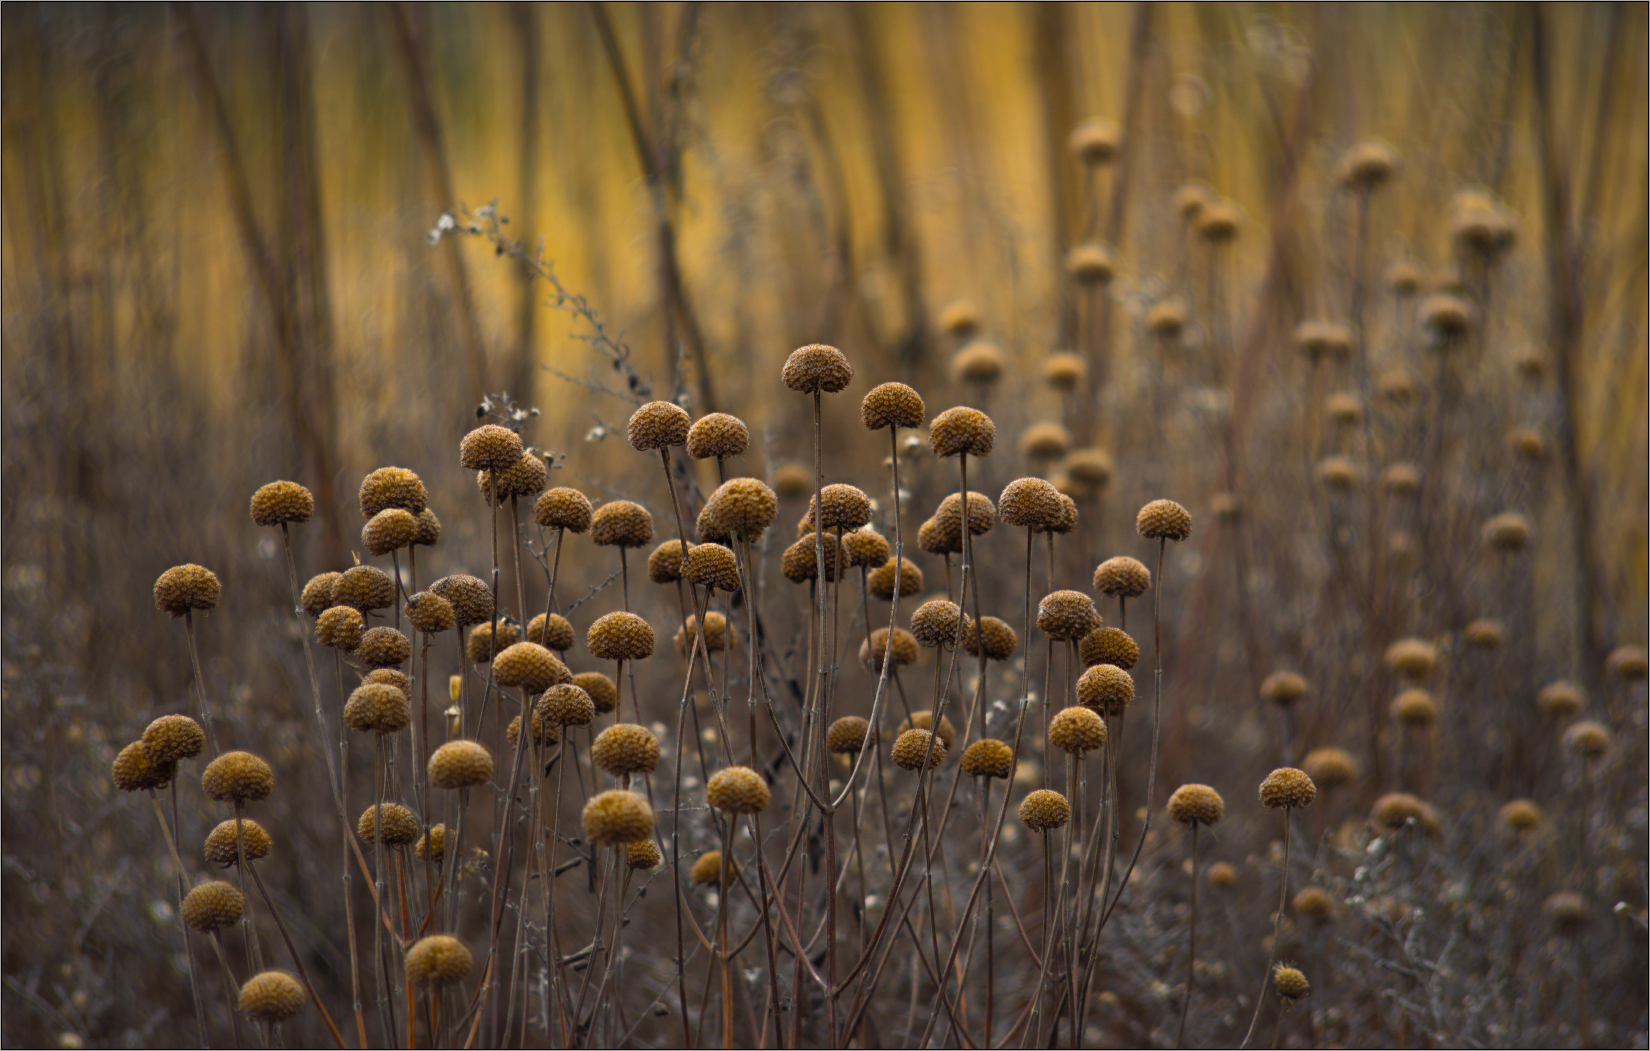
[867,557,922,601]
[783,343,853,394]
[1506,426,1547,460]
[1018,789,1071,831]
[917,516,949,555]
[405,935,473,988]
[960,738,1014,779]
[505,709,559,749]
[1500,798,1543,833]
[354,626,411,669]
[154,564,221,618]
[316,605,366,650]
[1067,117,1121,164]
[1042,352,1086,391]
[111,741,174,792]
[1301,747,1358,788]
[1080,626,1137,669]
[1371,792,1439,834]
[686,412,750,460]
[587,611,655,662]
[466,619,522,664]
[204,818,272,867]
[1207,861,1237,889]
[143,715,205,765]
[1515,346,1547,379]
[951,341,1006,386]
[428,740,494,790]
[1607,645,1649,680]
[1293,886,1335,920]
[1259,767,1317,810]
[783,532,844,584]
[402,591,455,635]
[1482,512,1531,551]
[1272,965,1310,1003]
[1378,370,1418,405]
[859,382,927,434]
[1065,243,1116,285]
[1050,707,1108,755]
[897,710,957,747]
[1137,499,1192,541]
[1167,783,1225,826]
[827,716,872,755]
[429,574,494,627]
[891,728,946,771]
[492,642,571,694]
[1094,556,1151,598]
[1196,200,1242,243]
[1145,298,1189,336]
[344,682,412,734]
[1391,688,1437,727]
[182,880,245,932]
[1463,619,1504,648]
[1543,892,1588,929]
[535,487,594,533]
[1078,663,1134,713]
[333,565,395,612]
[935,491,995,542]
[1336,139,1399,190]
[359,467,427,518]
[300,572,339,618]
[573,673,618,715]
[1325,392,1362,427]
[202,751,274,802]
[707,765,772,814]
[861,627,919,673]
[416,824,446,863]
[690,851,732,886]
[772,462,813,497]
[812,484,873,531]
[1420,293,1473,338]
[627,400,691,451]
[706,478,779,540]
[998,477,1064,530]
[1563,720,1610,759]
[1261,671,1308,707]
[477,452,547,504]
[1384,638,1438,678]
[1064,449,1113,491]
[414,508,442,547]
[364,668,411,697]
[1018,422,1072,462]
[527,612,575,652]
[674,611,729,656]
[965,616,1019,662]
[240,971,306,1024]
[843,528,891,568]
[1038,590,1101,642]
[1386,260,1422,294]
[911,598,968,648]
[1040,492,1078,536]
[250,481,314,527]
[538,683,598,727]
[929,406,995,458]
[591,500,654,549]
[592,723,661,777]
[460,424,524,472]
[358,802,420,847]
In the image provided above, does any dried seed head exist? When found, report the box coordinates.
[1293,886,1335,920]
[1167,783,1225,825]
[364,668,411,697]
[182,880,245,932]
[1301,747,1359,788]
[891,728,946,771]
[1145,298,1189,336]
[359,467,428,518]
[1371,792,1439,834]
[239,971,306,1024]
[592,724,661,777]
[429,574,494,627]
[626,838,663,870]
[772,462,813,497]
[316,605,366,651]
[1079,627,1138,670]
[250,481,314,526]
[414,508,442,546]
[866,557,922,600]
[706,478,779,540]
[1391,688,1437,727]
[301,572,339,618]
[842,528,891,568]
[1077,663,1134,713]
[951,341,1006,385]
[1336,139,1399,190]
[1543,892,1588,929]
[526,612,575,652]
[405,935,473,988]
[674,612,729,656]
[1049,706,1108,755]
[682,543,742,594]
[354,626,411,669]
[1450,189,1517,254]
[1607,645,1649,680]
[1207,862,1237,889]
[1463,619,1504,648]
[960,739,1014,779]
[686,412,750,460]
[936,492,996,543]
[1378,370,1417,405]
[1068,117,1121,164]
[1037,590,1100,641]
[690,851,731,885]
[706,767,771,813]
[1420,293,1473,337]
[1018,422,1072,462]
[812,484,873,531]
[1563,720,1610,759]
[917,517,948,554]
[782,533,844,584]
[1482,512,1532,551]
[204,819,272,867]
[897,710,957,747]
[1196,200,1241,243]
[857,382,927,435]
[416,825,446,863]
[1272,966,1310,1003]
[591,501,654,549]
[783,342,854,393]
[535,487,594,533]
[477,453,547,504]
[202,751,274,802]
[334,565,395,612]
[911,598,968,648]
[460,424,524,472]
[1018,789,1070,831]
[1042,353,1086,391]
[539,683,598,726]
[358,803,420,847]
[1386,260,1422,294]
[344,682,412,734]
[154,564,221,617]
[1065,243,1116,285]
[1261,671,1309,707]
[998,477,1065,529]
[1094,556,1151,598]
[965,616,1019,662]
[860,627,919,672]
[1506,426,1547,460]
[929,406,995,458]
[627,400,691,451]
[428,740,494,790]
[1382,463,1423,495]
[572,673,618,715]
[405,591,456,635]
[826,716,872,754]
[1515,347,1546,379]
[1325,393,1362,427]
[139,715,204,766]
[111,741,174,792]
[1258,767,1317,810]
[505,710,559,749]
[1384,638,1438,678]
[1136,499,1192,541]
[1500,799,1542,833]
[1048,493,1082,536]
[466,620,522,664]
[587,612,654,661]
[493,641,571,693]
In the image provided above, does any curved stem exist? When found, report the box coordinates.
[1240,812,1293,1049]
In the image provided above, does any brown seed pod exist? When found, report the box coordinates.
[1386,261,1422,294]
[535,487,594,533]
[429,574,494,627]
[1293,886,1335,920]
[466,620,522,664]
[1482,512,1532,551]
[359,467,428,518]
[1316,456,1360,491]
[182,880,246,932]
[860,627,919,673]
[1018,789,1071,831]
[1094,556,1151,598]
[354,626,411,669]
[491,642,570,693]
[362,509,419,556]
[911,598,968,648]
[935,491,996,540]
[477,452,548,504]
[811,484,873,531]
[1378,370,1417,405]
[1038,590,1100,641]
[1543,892,1588,929]
[1384,638,1438,678]
[414,508,442,546]
[1261,671,1309,707]
[587,612,654,662]
[772,462,813,497]
[572,673,618,715]
[951,341,1006,385]
[674,612,729,656]
[143,715,205,765]
[154,564,222,618]
[686,412,751,460]
[526,612,575,652]
[591,501,654,549]
[344,682,412,734]
[1391,689,1437,727]
[239,971,306,1024]
[428,740,494,790]
[1077,663,1134,713]
[1506,426,1547,460]
[1463,619,1504,648]
[891,729,946,771]
[1500,799,1542,833]
[1607,645,1649,680]
[706,478,779,540]
[647,539,689,584]
[1207,862,1237,889]
[333,565,395,612]
[690,851,731,886]
[1324,393,1363,427]
[1136,499,1193,541]
[202,751,274,802]
[1336,139,1399,190]
[929,406,995,458]
[782,532,844,584]
[1167,783,1225,826]
[842,528,892,568]
[627,400,691,451]
[866,557,923,600]
[1145,298,1188,337]
[625,838,663,871]
[1079,627,1137,670]
[826,716,872,755]
[204,819,272,867]
[301,572,340,618]
[965,616,1019,662]
[1042,353,1086,392]
[1018,422,1072,462]
[684,543,742,594]
[416,825,446,863]
[591,724,661,777]
[1065,447,1114,488]
[363,668,411,697]
[404,591,456,635]
[917,517,950,555]
[897,710,957,747]
[111,741,174,792]
[1037,492,1077,539]
[998,477,1064,530]
[695,503,732,545]
[582,789,656,845]
[505,710,559,749]
[706,766,772,813]
[1300,747,1358,788]
[1196,200,1241,242]
[316,605,366,651]
[460,424,524,472]
[960,739,1014,779]
[358,803,421,847]
[1382,462,1423,495]
[861,381,926,430]
[1420,293,1473,337]
[1065,243,1116,285]
[1272,966,1310,1003]
[250,481,315,527]
[782,343,853,394]
[1068,117,1121,164]
[1563,720,1610,759]
[1259,767,1317,810]
[538,683,598,727]
[1371,792,1439,834]
[1049,706,1108,755]
[405,935,474,988]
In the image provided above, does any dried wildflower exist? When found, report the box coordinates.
[1018,789,1070,831]
[182,880,245,932]
[783,343,854,393]
[1196,200,1241,242]
[1316,455,1360,494]
[1068,118,1121,163]
[1420,293,1473,337]
[1293,886,1335,920]
[112,741,173,792]
[1066,243,1116,285]
[1544,892,1588,929]
[843,528,891,568]
[316,606,366,650]
[898,710,957,747]
[1371,792,1440,834]
[592,724,661,777]
[891,729,945,771]
[538,683,598,727]
[505,710,559,749]
[1378,370,1417,405]
[772,462,813,497]
[965,616,1019,662]
[143,715,205,765]
[1258,767,1316,810]
[929,406,995,458]
[1607,645,1649,680]
[1207,862,1237,889]
[1145,298,1188,336]
[1042,353,1086,391]
[1094,556,1151,598]
[354,626,411,669]
[1050,706,1107,754]
[680,543,740,595]
[429,574,493,627]
[1038,590,1100,641]
[626,838,663,870]
[1563,720,1610,759]
[572,673,617,715]
[911,598,968,648]
[359,467,428,518]
[477,453,547,504]
[1261,671,1308,707]
[1272,966,1310,1003]
[1335,139,1399,190]
[205,819,272,867]
[1391,689,1437,727]
[358,803,420,847]
[647,540,689,584]
[333,565,395,612]
[250,481,314,526]
[1482,512,1532,551]
[706,478,779,540]
[466,620,522,663]
[1301,748,1358,788]
[524,613,574,652]
[1500,799,1542,833]
[706,766,771,813]
[535,488,594,533]
[998,477,1064,530]
[1136,499,1192,541]
[783,532,844,584]
[951,341,1006,385]
[1384,638,1438,678]
[240,971,306,1024]
[827,716,872,754]
[301,572,339,617]
[627,400,691,451]
[364,668,411,696]
[587,612,654,661]
[591,501,654,548]
[416,825,446,863]
[960,739,1014,779]
[812,484,873,531]
[1018,423,1072,462]
[414,508,442,546]
[1077,663,1134,713]
[1386,261,1422,294]
[861,627,919,672]
[1463,619,1504,648]
[674,612,729,656]
[202,751,274,802]
[1168,784,1225,826]
[1080,627,1137,669]
[428,740,494,790]
[690,851,731,886]
[493,642,571,693]
[154,564,221,617]
[866,557,922,600]
[344,682,412,734]
[686,413,750,460]
[460,424,524,472]
[405,936,473,987]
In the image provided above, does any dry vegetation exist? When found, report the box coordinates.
[3,4,1647,1049]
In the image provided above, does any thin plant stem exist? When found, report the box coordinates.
[184,611,221,756]
[150,789,208,1048]
[1240,811,1295,1049]
[1175,822,1201,1048]
[210,930,244,1050]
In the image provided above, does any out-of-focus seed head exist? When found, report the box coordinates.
[1080,627,1138,669]
[897,710,957,747]
[430,574,493,627]
[587,612,655,662]
[527,612,575,652]
[111,741,174,792]
[675,611,729,656]
[1136,499,1192,541]
[696,502,732,544]
[1482,512,1531,551]
[783,533,844,584]
[929,406,995,458]
[1386,260,1422,294]
[250,481,314,527]
[1049,706,1108,755]
[1336,139,1399,190]
[316,605,366,651]
[142,715,205,765]
[535,487,594,533]
[539,683,598,727]
[690,851,731,886]
[1207,861,1237,889]
[1544,892,1588,929]
[1145,298,1188,337]
[1371,792,1440,834]
[416,824,446,863]
[867,557,922,600]
[182,880,245,932]
[917,516,949,554]
[477,453,548,504]
[1325,393,1363,427]
[826,716,872,754]
[960,739,1014,779]
[354,626,411,669]
[154,564,221,618]
[404,591,456,635]
[1261,671,1309,707]
[460,424,524,472]
[627,400,691,451]
[860,627,919,673]
[1607,645,1649,680]
[1273,966,1310,1003]
[334,565,395,612]
[1500,798,1542,832]
[1384,638,1439,678]
[358,803,420,847]
[1094,556,1151,598]
[1018,789,1070,831]
[951,341,1006,385]
[843,528,891,568]
[965,616,1019,662]
[1563,720,1610,759]
[414,508,442,546]
[1038,590,1100,641]
[626,838,663,871]
[505,710,559,749]
[1450,189,1517,255]
[591,501,654,549]
[686,412,751,460]
[1301,748,1359,789]
[1196,200,1242,243]
[428,740,494,790]
[706,766,771,814]
[344,682,412,734]
[204,819,272,867]
[1506,426,1547,460]
[359,467,428,518]
[1378,369,1417,405]
[911,598,968,648]
[1391,688,1437,727]
[782,343,853,394]
[1077,663,1134,713]
[1065,242,1116,285]
[1168,783,1225,825]
[301,572,339,618]
[1382,463,1423,495]
[405,936,473,988]
[572,673,618,715]
[202,751,274,802]
[492,642,570,693]
[998,477,1064,529]
[891,729,946,771]
[1294,886,1336,920]
[1068,117,1121,164]
[466,620,522,664]
[1259,767,1317,810]
[772,462,814,497]
[1043,353,1086,391]
[1463,619,1504,648]
[938,299,982,339]
[1420,293,1473,337]
[1018,422,1072,462]
[591,724,661,779]
[1174,181,1215,218]
[1044,494,1081,536]
[707,478,779,540]
[239,971,306,1024]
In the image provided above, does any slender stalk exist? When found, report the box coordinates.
[184,611,221,756]
[150,790,208,1047]
[1240,812,1295,1049]
[1174,823,1201,1048]
[246,862,348,1049]
[210,930,245,1050]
